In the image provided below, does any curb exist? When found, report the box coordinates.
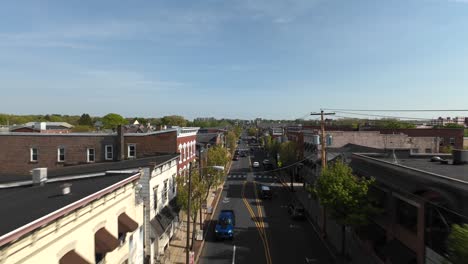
[195,160,233,264]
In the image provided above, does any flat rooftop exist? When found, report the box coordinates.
[0,172,137,242]
[355,151,468,183]
[376,157,468,182]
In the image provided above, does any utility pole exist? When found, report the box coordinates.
[311,110,335,239]
[311,110,335,168]
[186,162,192,264]
[199,148,203,230]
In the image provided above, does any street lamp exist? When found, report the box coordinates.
[186,162,224,264]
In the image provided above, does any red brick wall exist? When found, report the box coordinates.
[10,127,38,133]
[0,131,178,176]
[0,134,117,176]
[124,131,177,159]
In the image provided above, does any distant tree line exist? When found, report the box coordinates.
[0,113,243,130]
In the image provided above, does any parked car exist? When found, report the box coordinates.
[215,210,235,240]
[288,202,306,220]
[233,155,239,161]
[252,161,260,168]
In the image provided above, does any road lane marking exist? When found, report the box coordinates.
[232,245,236,264]
[253,181,272,264]
[241,181,271,264]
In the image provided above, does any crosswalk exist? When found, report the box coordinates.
[227,174,275,179]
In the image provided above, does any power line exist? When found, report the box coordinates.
[323,108,468,112]
[333,111,432,121]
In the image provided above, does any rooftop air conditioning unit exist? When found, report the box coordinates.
[32,168,47,185]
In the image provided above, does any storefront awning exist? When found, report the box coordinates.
[118,212,139,233]
[150,206,175,238]
[59,250,91,264]
[95,227,119,254]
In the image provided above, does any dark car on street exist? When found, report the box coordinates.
[259,185,272,200]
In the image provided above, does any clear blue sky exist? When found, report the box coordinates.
[1,0,468,120]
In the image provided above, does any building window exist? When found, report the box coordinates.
[87,148,95,162]
[425,148,432,153]
[30,148,38,162]
[128,144,136,159]
[162,180,168,204]
[411,148,419,154]
[57,147,65,162]
[105,145,113,160]
[172,174,176,193]
[449,137,455,145]
[153,186,159,211]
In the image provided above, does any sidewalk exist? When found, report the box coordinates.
[160,187,222,264]
[161,161,232,264]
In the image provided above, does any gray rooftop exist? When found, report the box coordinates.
[0,172,137,244]
[373,156,468,183]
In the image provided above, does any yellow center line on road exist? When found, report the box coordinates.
[241,180,272,264]
[253,180,272,264]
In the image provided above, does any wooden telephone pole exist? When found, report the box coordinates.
[311,110,335,168]
[311,110,335,239]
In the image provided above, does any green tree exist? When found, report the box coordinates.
[226,131,237,155]
[279,141,299,191]
[443,123,464,129]
[440,145,454,154]
[102,113,127,129]
[247,127,257,137]
[71,125,93,132]
[176,166,205,249]
[446,223,468,264]
[202,146,229,194]
[233,126,243,138]
[0,114,8,125]
[161,115,188,127]
[377,119,416,129]
[279,141,298,165]
[78,113,93,126]
[313,160,379,255]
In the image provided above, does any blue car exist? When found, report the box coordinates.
[215,210,235,240]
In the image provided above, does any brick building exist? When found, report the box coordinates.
[0,127,178,176]
[175,127,199,177]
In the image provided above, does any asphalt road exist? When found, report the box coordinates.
[199,138,333,264]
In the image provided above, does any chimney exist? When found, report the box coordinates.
[32,168,47,185]
[117,125,125,161]
[34,122,46,131]
[60,183,72,195]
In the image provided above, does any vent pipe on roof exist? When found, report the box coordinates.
[60,183,72,195]
[32,168,47,185]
